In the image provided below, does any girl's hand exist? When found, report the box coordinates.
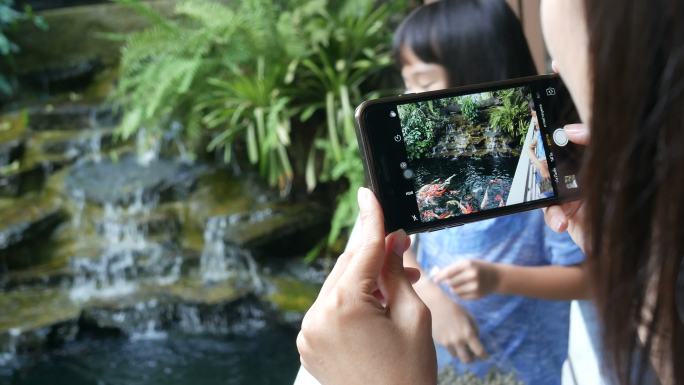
[297,187,437,385]
[430,294,487,363]
[433,260,500,300]
[543,123,589,252]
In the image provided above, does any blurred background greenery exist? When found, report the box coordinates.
[0,1,410,384]
[111,0,408,255]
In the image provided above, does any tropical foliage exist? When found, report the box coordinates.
[399,99,452,160]
[0,0,46,96]
[400,103,435,160]
[458,95,480,125]
[488,88,530,144]
[112,0,407,253]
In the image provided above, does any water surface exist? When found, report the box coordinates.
[1,325,299,385]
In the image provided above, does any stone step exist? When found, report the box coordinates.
[0,194,67,269]
[25,104,118,132]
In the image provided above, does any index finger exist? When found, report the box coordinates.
[563,123,590,145]
[433,260,469,283]
[467,336,488,360]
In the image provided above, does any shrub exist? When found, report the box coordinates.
[112,0,407,254]
[458,96,480,126]
[0,0,46,96]
[488,88,530,144]
[400,102,437,160]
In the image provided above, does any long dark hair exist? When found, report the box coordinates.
[393,0,537,87]
[582,0,684,383]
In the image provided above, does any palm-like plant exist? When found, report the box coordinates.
[112,0,407,254]
[488,89,530,144]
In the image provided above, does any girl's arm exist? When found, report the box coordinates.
[495,263,589,300]
[434,260,590,300]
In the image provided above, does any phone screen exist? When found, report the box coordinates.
[357,75,582,233]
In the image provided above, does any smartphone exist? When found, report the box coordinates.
[355,74,582,234]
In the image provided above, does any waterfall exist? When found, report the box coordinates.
[0,328,20,366]
[87,108,103,164]
[199,217,262,291]
[69,189,179,302]
[71,189,86,229]
[199,217,230,283]
[88,129,102,163]
[130,320,167,341]
[485,135,497,155]
[136,128,160,166]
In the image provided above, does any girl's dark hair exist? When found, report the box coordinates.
[581,0,684,383]
[393,0,537,87]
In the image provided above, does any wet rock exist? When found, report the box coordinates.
[0,194,66,269]
[10,1,175,74]
[0,113,27,167]
[26,104,116,131]
[64,154,206,205]
[217,202,330,258]
[0,162,50,198]
[79,287,270,336]
[177,169,329,258]
[21,59,103,95]
[264,276,320,324]
[0,287,81,355]
[29,128,113,161]
[0,321,78,359]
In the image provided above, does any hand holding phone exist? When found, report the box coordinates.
[542,123,588,252]
[355,75,583,234]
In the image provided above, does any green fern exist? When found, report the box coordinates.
[0,0,46,96]
[488,88,530,145]
[112,0,407,255]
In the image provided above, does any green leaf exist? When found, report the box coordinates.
[299,105,318,122]
[305,145,317,192]
[246,123,259,164]
[325,91,342,161]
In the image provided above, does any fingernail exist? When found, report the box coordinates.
[392,230,408,256]
[554,218,564,232]
[357,187,371,211]
[563,124,584,134]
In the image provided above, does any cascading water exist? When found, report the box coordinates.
[199,216,263,291]
[136,128,160,167]
[0,328,19,366]
[1,82,326,385]
[69,188,180,301]
[199,217,231,283]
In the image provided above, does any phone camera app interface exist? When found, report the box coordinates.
[396,86,554,223]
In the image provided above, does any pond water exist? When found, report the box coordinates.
[412,156,517,220]
[0,325,299,385]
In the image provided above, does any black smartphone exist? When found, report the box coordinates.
[355,74,582,234]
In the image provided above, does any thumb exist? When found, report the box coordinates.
[341,187,387,286]
[563,123,590,145]
[380,230,422,318]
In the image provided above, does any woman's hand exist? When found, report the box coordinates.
[433,260,500,300]
[297,187,437,385]
[430,294,487,363]
[543,123,589,251]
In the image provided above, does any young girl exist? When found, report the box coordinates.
[394,2,587,384]
[298,0,684,384]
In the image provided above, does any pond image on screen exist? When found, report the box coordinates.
[397,86,555,222]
